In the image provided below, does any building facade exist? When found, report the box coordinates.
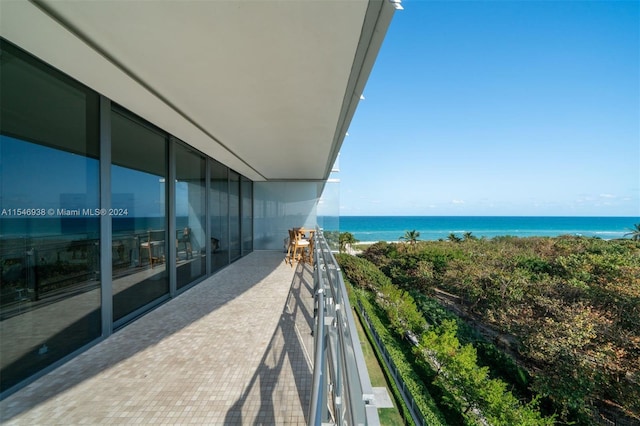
[0,0,397,398]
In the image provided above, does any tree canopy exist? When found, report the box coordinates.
[356,235,640,424]
[338,231,358,253]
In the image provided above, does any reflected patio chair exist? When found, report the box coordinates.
[139,229,165,268]
[211,237,220,253]
[177,227,192,260]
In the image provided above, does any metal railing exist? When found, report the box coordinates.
[309,229,380,426]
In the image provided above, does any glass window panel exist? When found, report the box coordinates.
[111,110,168,322]
[209,159,228,272]
[229,170,241,262]
[0,41,101,393]
[318,178,339,251]
[241,177,253,255]
[175,143,206,289]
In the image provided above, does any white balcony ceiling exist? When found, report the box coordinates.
[0,0,396,181]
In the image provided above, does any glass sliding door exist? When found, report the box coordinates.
[111,110,169,323]
[210,159,229,272]
[0,40,101,393]
[241,177,253,255]
[175,143,206,289]
[229,170,241,262]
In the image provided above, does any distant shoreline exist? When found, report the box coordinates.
[333,215,637,243]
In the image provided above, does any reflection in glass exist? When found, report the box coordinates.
[241,177,253,255]
[229,170,241,262]
[210,159,229,272]
[252,182,318,250]
[111,110,168,322]
[0,41,101,393]
[175,143,206,289]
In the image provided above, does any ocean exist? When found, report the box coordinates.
[336,216,638,243]
[1,216,637,242]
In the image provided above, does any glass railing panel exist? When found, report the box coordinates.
[309,229,379,426]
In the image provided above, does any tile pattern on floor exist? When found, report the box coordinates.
[0,251,315,425]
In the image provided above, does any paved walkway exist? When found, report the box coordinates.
[0,251,316,425]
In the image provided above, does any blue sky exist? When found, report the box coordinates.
[340,0,639,217]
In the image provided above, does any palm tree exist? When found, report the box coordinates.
[625,223,640,241]
[400,230,420,245]
[448,233,462,243]
[339,232,358,253]
[462,231,477,241]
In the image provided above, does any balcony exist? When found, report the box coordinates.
[0,232,379,425]
[0,250,312,424]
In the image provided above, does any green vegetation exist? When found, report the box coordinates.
[339,231,359,253]
[338,253,553,425]
[625,223,640,241]
[351,235,640,425]
[339,253,448,425]
[411,292,531,396]
[418,319,551,425]
[339,233,640,424]
[356,288,449,425]
[352,298,410,425]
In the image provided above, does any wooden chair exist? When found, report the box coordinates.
[286,229,310,266]
[303,230,315,266]
[285,229,296,265]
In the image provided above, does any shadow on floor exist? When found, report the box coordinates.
[0,251,289,422]
[224,262,315,425]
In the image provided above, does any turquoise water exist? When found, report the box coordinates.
[3,216,637,242]
[337,216,639,243]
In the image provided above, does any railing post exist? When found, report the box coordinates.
[308,269,325,425]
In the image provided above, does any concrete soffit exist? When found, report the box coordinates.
[0,0,398,182]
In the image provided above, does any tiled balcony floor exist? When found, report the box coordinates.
[0,251,316,425]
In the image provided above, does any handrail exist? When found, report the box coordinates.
[308,228,380,426]
[309,276,325,424]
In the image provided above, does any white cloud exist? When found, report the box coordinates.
[599,193,616,199]
[451,199,465,204]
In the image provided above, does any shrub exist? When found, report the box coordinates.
[356,290,448,426]
[359,241,396,269]
[335,253,391,292]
